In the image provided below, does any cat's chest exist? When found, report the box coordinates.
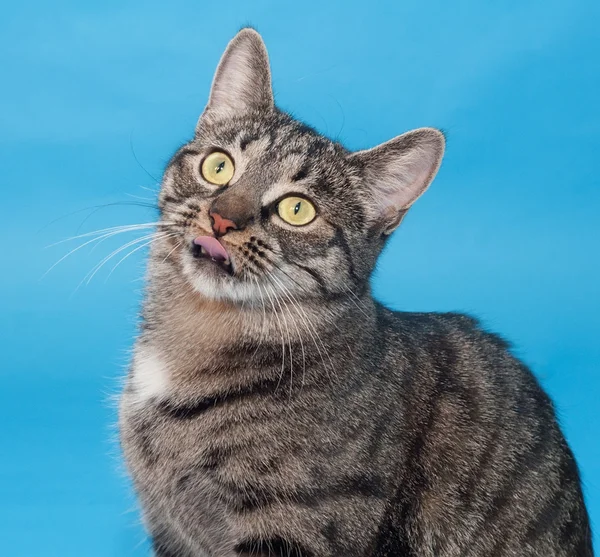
[122,345,316,500]
[121,390,287,555]
[121,395,325,556]
[120,345,388,557]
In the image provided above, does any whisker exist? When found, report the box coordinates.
[67,232,164,297]
[250,276,269,361]
[269,263,361,361]
[82,232,165,287]
[107,232,179,281]
[266,281,294,401]
[74,202,158,234]
[41,227,161,279]
[161,239,184,264]
[88,225,174,257]
[139,185,160,194]
[129,128,160,183]
[47,221,174,247]
[260,280,287,392]
[267,277,306,393]
[125,193,158,203]
[265,272,336,388]
[269,257,373,319]
[341,285,373,320]
[37,202,159,235]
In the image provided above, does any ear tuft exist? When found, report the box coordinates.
[199,28,273,125]
[350,128,445,234]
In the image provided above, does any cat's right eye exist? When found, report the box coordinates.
[277,196,316,226]
[201,151,235,185]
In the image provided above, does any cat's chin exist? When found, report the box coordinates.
[181,256,262,304]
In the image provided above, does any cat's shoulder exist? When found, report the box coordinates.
[376,303,512,354]
[375,304,540,394]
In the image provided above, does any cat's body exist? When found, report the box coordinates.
[119,29,593,556]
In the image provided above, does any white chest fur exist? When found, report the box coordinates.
[130,346,171,404]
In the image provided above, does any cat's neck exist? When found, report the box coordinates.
[143,268,374,347]
[135,265,377,401]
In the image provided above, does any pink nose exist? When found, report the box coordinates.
[210,211,237,237]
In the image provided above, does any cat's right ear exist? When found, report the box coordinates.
[349,128,445,235]
[197,28,274,129]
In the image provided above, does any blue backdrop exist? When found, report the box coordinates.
[1,1,598,555]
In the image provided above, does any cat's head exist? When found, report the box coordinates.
[157,28,444,304]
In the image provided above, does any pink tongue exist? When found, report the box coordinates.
[193,236,229,261]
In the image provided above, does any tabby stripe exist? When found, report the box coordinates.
[524,455,577,544]
[132,418,159,466]
[239,132,261,151]
[235,537,314,557]
[291,165,310,182]
[293,262,330,295]
[151,533,180,557]
[158,376,288,420]
[160,194,179,205]
[173,147,200,162]
[228,473,386,514]
[328,225,361,285]
[471,419,553,548]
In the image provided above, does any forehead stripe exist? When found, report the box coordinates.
[261,183,311,207]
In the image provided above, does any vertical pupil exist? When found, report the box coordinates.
[294,202,301,215]
[215,161,225,174]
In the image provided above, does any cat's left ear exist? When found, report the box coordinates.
[198,28,274,128]
[349,128,445,235]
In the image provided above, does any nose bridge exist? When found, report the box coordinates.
[209,182,260,233]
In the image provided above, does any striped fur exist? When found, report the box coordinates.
[119,29,593,556]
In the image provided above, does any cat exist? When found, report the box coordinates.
[119,28,593,557]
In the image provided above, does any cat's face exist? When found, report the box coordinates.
[156,29,444,304]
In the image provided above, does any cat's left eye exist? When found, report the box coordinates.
[201,151,235,185]
[277,196,316,226]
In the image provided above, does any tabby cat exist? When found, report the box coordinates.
[119,28,593,556]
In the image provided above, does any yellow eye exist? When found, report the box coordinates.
[201,151,234,185]
[277,196,316,226]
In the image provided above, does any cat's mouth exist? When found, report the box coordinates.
[191,236,233,276]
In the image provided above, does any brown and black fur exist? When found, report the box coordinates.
[119,28,593,556]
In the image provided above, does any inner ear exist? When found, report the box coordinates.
[199,28,274,127]
[378,208,409,236]
[350,127,445,235]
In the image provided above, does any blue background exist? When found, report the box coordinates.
[1,1,598,555]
